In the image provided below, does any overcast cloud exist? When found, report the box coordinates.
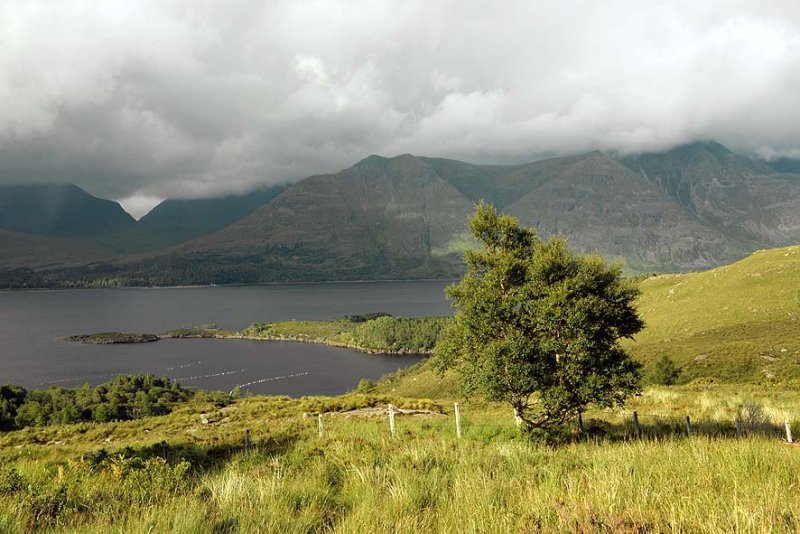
[1,0,800,217]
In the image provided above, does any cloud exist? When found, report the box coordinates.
[1,0,799,202]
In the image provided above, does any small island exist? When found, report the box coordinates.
[65,332,160,344]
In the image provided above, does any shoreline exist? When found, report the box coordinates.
[0,277,457,293]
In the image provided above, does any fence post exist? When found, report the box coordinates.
[577,412,584,435]
[684,416,691,437]
[785,419,794,444]
[388,404,396,438]
[244,429,251,454]
[162,441,168,461]
[454,402,462,439]
[318,413,324,439]
[735,418,742,439]
[633,411,641,439]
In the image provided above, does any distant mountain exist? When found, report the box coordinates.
[0,229,120,272]
[160,154,476,282]
[766,157,800,174]
[622,141,800,246]
[128,185,287,250]
[4,141,800,288]
[0,184,287,269]
[0,183,136,238]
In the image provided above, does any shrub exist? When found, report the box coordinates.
[355,379,375,394]
[0,467,25,495]
[652,355,681,385]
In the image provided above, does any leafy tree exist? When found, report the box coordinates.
[0,385,27,430]
[651,355,681,385]
[433,202,644,432]
[2,374,194,431]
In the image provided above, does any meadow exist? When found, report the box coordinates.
[1,385,799,533]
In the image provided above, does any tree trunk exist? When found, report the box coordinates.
[513,404,525,427]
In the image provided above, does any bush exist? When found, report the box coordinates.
[652,356,681,385]
[340,312,392,323]
[355,379,375,394]
[0,467,24,495]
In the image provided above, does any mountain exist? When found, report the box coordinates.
[622,141,800,247]
[4,141,800,288]
[0,183,136,238]
[0,229,121,274]
[0,184,287,270]
[153,154,476,283]
[155,147,775,278]
[126,185,288,251]
[766,157,800,174]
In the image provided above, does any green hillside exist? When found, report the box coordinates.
[628,244,800,384]
[376,245,800,398]
[3,244,800,531]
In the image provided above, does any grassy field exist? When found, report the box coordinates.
[1,385,799,533]
[628,245,800,384]
[374,244,800,395]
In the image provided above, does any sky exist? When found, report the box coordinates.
[1,1,800,218]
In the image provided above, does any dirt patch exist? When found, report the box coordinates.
[325,406,446,418]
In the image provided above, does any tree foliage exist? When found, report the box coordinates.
[349,316,449,352]
[1,375,195,431]
[651,355,681,385]
[433,202,644,431]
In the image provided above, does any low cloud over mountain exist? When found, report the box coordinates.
[1,0,800,215]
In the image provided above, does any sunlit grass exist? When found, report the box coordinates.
[1,385,799,532]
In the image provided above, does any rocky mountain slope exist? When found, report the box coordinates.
[3,141,800,287]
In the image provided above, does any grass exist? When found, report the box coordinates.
[628,244,800,384]
[376,244,800,396]
[1,385,799,533]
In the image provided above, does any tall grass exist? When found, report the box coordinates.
[1,386,799,532]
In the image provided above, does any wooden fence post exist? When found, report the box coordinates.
[244,429,251,454]
[162,441,168,460]
[735,418,742,439]
[577,412,584,435]
[388,404,396,438]
[318,414,324,439]
[454,402,462,439]
[685,416,691,438]
[785,419,794,444]
[632,411,641,439]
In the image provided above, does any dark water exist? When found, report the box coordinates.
[0,281,451,395]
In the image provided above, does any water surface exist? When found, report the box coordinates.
[0,281,451,395]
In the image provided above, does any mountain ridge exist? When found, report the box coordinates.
[3,141,800,287]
